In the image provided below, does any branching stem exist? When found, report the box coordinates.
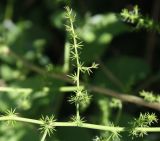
[68,8,81,120]
[0,116,160,133]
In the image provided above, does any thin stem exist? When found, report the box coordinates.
[69,11,81,120]
[0,116,43,125]
[80,123,124,132]
[0,116,160,133]
[76,103,80,120]
[69,15,80,88]
[0,87,32,93]
[40,130,48,141]
[135,127,160,132]
[106,134,113,141]
[59,86,84,92]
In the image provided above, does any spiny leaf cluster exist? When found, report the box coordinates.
[93,132,121,141]
[64,6,82,59]
[79,62,99,75]
[130,113,158,138]
[68,89,92,106]
[64,6,98,71]
[109,98,122,109]
[5,108,17,117]
[4,108,18,125]
[140,90,160,103]
[93,122,121,141]
[40,115,56,136]
[121,5,160,33]
[121,5,140,24]
[71,115,85,126]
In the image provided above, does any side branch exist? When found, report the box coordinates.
[6,49,160,111]
[89,85,160,111]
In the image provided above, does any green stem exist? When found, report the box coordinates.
[106,134,113,141]
[0,87,32,93]
[69,15,80,88]
[54,122,122,132]
[0,116,160,133]
[135,127,160,132]
[69,12,81,120]
[0,116,43,125]
[40,130,48,141]
[76,103,80,120]
[59,86,84,92]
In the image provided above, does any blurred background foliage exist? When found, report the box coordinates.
[0,0,160,141]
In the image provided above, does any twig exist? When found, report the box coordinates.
[6,48,160,111]
[89,85,160,111]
